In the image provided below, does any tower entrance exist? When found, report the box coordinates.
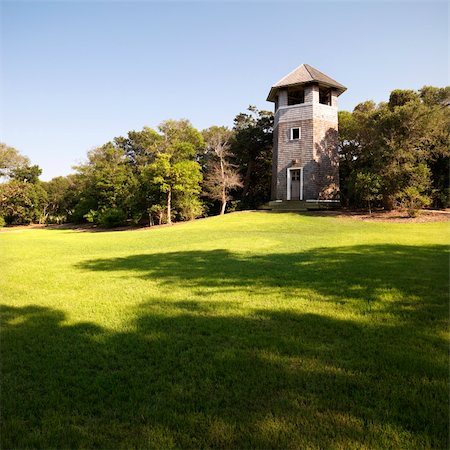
[287,167,303,201]
[290,169,301,200]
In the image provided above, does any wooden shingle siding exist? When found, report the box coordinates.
[275,104,314,125]
[271,99,339,200]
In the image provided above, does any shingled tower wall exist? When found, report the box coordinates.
[267,64,346,202]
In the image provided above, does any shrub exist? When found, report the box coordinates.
[46,214,67,224]
[434,187,450,209]
[353,171,382,214]
[97,208,126,228]
[83,209,99,224]
[176,196,205,221]
[398,186,431,217]
[227,200,241,213]
[0,216,5,227]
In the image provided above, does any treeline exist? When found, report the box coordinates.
[0,87,448,226]
[339,86,449,213]
[0,107,273,227]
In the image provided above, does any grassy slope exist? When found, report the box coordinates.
[1,212,449,449]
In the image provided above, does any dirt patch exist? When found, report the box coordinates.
[0,223,48,233]
[305,209,450,223]
[0,223,146,233]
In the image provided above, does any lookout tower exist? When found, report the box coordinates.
[267,64,346,208]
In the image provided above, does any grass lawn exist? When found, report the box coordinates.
[1,212,449,449]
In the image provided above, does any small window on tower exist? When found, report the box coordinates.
[290,128,301,140]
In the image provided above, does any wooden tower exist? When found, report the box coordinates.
[267,64,346,208]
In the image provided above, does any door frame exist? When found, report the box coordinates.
[287,167,303,200]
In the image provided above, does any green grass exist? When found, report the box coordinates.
[1,212,449,449]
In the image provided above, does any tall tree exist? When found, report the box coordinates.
[42,175,81,223]
[418,86,450,208]
[0,143,29,178]
[0,150,47,224]
[203,126,242,215]
[10,164,42,184]
[114,126,162,168]
[144,120,204,224]
[73,143,138,224]
[0,180,47,224]
[231,106,273,209]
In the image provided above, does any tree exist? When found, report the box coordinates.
[145,146,203,224]
[338,86,450,210]
[0,152,47,224]
[419,86,450,208]
[397,162,432,216]
[114,126,162,167]
[10,164,42,184]
[73,143,138,224]
[0,143,29,178]
[419,86,450,107]
[230,106,273,209]
[0,181,47,224]
[144,120,204,224]
[353,171,382,214]
[112,127,166,223]
[203,126,242,215]
[70,121,205,226]
[42,175,80,223]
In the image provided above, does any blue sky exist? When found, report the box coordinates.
[1,1,448,180]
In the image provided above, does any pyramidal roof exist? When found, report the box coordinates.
[267,63,346,102]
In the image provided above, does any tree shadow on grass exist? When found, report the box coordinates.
[77,244,449,326]
[1,299,448,449]
[2,244,448,448]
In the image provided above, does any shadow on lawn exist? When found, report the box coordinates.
[1,244,449,448]
[78,244,449,323]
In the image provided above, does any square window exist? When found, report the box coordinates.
[319,88,331,105]
[287,88,305,105]
[290,128,300,140]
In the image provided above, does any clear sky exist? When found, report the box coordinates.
[1,1,448,180]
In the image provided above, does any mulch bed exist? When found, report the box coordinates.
[306,209,450,223]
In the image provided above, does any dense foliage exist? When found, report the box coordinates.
[0,86,448,225]
[339,86,450,212]
[0,144,48,225]
[230,106,274,209]
[0,110,273,226]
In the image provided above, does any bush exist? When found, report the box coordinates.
[434,187,450,209]
[83,209,99,224]
[97,208,126,228]
[71,198,97,223]
[176,196,205,221]
[46,214,67,224]
[398,186,431,217]
[353,171,382,214]
[0,216,5,227]
[227,200,241,213]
